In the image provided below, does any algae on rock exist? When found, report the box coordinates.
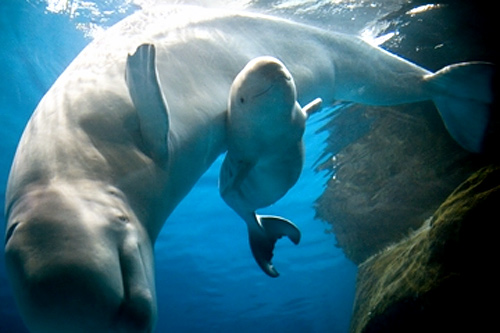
[350,165,499,333]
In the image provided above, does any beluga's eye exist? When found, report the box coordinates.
[118,215,129,223]
[240,97,245,104]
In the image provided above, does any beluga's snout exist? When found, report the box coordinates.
[4,185,157,332]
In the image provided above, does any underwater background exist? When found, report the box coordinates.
[0,0,495,332]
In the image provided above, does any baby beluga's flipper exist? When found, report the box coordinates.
[219,155,256,198]
[125,43,169,162]
[301,98,323,116]
[248,214,301,278]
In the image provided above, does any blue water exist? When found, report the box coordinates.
[0,0,492,332]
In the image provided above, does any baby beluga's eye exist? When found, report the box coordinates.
[240,97,245,104]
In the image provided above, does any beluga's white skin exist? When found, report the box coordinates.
[3,5,495,332]
[220,56,322,277]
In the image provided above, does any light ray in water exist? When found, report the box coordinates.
[406,4,445,16]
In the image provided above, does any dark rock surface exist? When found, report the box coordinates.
[315,102,483,264]
[349,165,499,333]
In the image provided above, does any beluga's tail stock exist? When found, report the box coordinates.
[325,30,496,154]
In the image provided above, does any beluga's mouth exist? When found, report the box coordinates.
[252,83,275,99]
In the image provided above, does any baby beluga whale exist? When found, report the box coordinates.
[4,5,495,332]
[220,56,322,277]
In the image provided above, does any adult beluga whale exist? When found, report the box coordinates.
[220,56,322,277]
[4,5,495,332]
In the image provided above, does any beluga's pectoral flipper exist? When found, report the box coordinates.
[126,43,170,163]
[218,156,256,199]
[219,56,322,277]
[302,97,323,116]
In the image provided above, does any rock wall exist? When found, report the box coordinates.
[349,165,499,332]
[315,102,482,264]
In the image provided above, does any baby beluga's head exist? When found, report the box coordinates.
[222,57,322,278]
[229,56,297,121]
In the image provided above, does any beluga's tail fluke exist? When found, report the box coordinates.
[426,61,496,153]
[247,214,301,278]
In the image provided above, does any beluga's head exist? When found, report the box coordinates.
[226,56,322,156]
[228,56,298,128]
[4,183,157,332]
